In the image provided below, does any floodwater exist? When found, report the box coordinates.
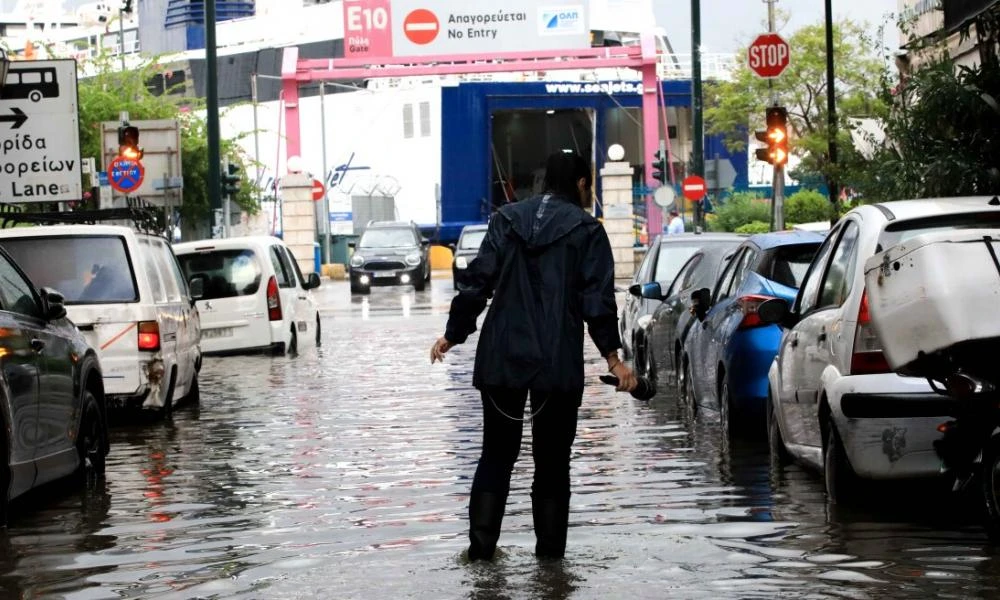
[1,279,999,599]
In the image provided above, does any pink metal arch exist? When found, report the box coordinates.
[281,33,666,234]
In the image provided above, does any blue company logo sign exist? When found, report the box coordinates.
[326,152,371,190]
[539,6,583,35]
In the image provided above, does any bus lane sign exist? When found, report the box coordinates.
[0,59,82,203]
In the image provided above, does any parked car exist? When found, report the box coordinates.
[174,236,322,356]
[621,233,746,363]
[681,231,823,431]
[639,243,742,384]
[762,196,1000,502]
[349,221,431,294]
[0,244,108,522]
[0,225,201,415]
[452,224,488,289]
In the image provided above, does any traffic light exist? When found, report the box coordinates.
[754,106,789,166]
[221,161,241,197]
[651,150,667,184]
[117,125,143,161]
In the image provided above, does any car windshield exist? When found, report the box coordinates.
[459,230,487,250]
[0,236,138,304]
[879,211,1000,249]
[360,228,417,248]
[765,243,820,288]
[177,249,262,300]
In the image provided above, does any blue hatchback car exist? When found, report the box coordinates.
[681,231,824,433]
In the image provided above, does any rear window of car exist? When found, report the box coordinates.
[879,211,1000,249]
[762,243,821,289]
[459,230,487,250]
[0,235,138,304]
[177,249,262,300]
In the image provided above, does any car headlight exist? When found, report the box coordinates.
[405,252,421,266]
[455,256,468,269]
[350,254,365,268]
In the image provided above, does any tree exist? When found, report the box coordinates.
[704,19,889,205]
[76,53,258,224]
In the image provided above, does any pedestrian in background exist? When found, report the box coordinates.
[666,209,685,234]
[430,150,637,561]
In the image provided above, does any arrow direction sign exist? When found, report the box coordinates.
[0,108,28,129]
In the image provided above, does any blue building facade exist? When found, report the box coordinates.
[139,0,255,53]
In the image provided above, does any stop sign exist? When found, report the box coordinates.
[311,179,325,201]
[748,33,790,78]
[682,175,707,201]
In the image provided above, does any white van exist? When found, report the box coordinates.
[173,236,321,355]
[0,225,202,414]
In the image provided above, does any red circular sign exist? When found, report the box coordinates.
[682,175,707,201]
[748,33,790,78]
[403,9,439,45]
[108,156,145,194]
[311,179,325,201]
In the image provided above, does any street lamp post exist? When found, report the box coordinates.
[825,0,839,213]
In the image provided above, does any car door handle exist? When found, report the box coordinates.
[790,335,799,348]
[818,331,827,343]
[30,339,45,353]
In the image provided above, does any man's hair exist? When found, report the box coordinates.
[542,151,592,206]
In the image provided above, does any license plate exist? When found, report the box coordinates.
[203,327,233,339]
[374,271,396,278]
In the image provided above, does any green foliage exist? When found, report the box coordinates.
[735,221,771,234]
[704,18,889,196]
[784,189,832,224]
[709,192,771,232]
[76,53,258,222]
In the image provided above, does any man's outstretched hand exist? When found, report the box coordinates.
[430,337,454,364]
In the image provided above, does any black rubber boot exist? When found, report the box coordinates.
[468,492,507,561]
[532,494,570,559]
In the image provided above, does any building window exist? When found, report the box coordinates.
[419,101,431,137]
[403,103,414,139]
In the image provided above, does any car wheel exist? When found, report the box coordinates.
[634,336,646,378]
[767,393,791,466]
[77,391,107,475]
[980,436,1000,541]
[351,282,370,295]
[824,422,862,504]
[645,345,657,388]
[315,315,322,347]
[414,276,426,292]
[719,378,732,439]
[288,326,298,355]
[679,359,695,409]
[186,372,200,405]
[160,369,175,418]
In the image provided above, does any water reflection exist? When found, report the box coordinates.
[0,281,997,598]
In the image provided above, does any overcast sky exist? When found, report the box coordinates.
[653,0,901,56]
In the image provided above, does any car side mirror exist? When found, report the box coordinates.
[421,238,431,247]
[40,287,67,320]
[640,282,663,301]
[448,243,457,253]
[188,275,206,302]
[628,283,642,298]
[690,287,711,321]
[348,241,357,249]
[304,272,321,290]
[757,298,790,325]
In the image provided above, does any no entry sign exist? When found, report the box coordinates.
[108,156,145,195]
[682,175,707,201]
[748,33,790,79]
[311,179,326,201]
[403,9,440,45]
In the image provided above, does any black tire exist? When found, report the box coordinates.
[351,282,370,295]
[288,327,298,355]
[77,391,107,475]
[634,335,646,378]
[645,345,657,388]
[414,276,426,292]
[981,436,1000,541]
[768,393,791,466]
[186,372,200,405]
[160,369,176,418]
[315,315,322,347]
[824,422,862,504]
[679,359,694,408]
[719,378,732,439]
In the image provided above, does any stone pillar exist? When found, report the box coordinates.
[600,159,636,280]
[279,172,317,275]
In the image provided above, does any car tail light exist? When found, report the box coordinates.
[850,288,891,375]
[736,295,776,330]
[267,276,282,321]
[137,321,160,351]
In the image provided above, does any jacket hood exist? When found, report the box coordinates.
[500,194,595,250]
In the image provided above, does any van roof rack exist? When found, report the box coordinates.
[0,202,166,237]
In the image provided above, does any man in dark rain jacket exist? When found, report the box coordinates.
[430,151,637,561]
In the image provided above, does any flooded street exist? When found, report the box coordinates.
[1,279,999,599]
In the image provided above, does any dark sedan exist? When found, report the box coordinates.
[451,224,488,289]
[0,247,108,522]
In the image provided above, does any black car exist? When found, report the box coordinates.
[0,247,108,522]
[349,221,431,294]
[451,224,488,289]
[620,233,745,364]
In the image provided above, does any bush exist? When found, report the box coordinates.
[735,221,771,234]
[784,189,832,224]
[710,192,771,232]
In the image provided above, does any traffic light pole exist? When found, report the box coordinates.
[206,0,222,231]
[691,0,704,231]
[766,0,785,232]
